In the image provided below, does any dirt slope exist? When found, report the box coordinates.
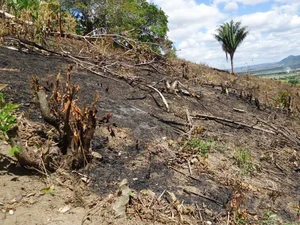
[0,45,299,224]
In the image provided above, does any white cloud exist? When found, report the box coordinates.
[224,2,239,11]
[151,0,225,43]
[149,0,300,69]
[274,0,299,3]
[272,2,300,15]
[238,10,300,33]
[213,0,270,6]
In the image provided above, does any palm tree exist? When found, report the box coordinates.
[214,20,249,74]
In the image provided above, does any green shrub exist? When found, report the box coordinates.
[0,92,20,155]
[272,91,290,108]
[0,92,19,138]
[287,78,299,84]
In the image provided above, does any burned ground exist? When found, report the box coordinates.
[0,44,299,224]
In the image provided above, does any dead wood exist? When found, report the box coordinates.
[212,67,230,74]
[33,83,59,130]
[51,31,165,59]
[18,38,58,55]
[27,66,100,170]
[185,109,194,139]
[202,82,260,107]
[257,118,300,147]
[6,125,41,168]
[183,189,223,207]
[4,37,60,55]
[169,166,222,206]
[233,108,246,113]
[6,117,62,171]
[150,114,186,127]
[6,38,173,115]
[134,58,156,66]
[65,53,123,83]
[145,85,169,112]
[192,113,275,134]
[61,51,173,113]
[193,113,300,148]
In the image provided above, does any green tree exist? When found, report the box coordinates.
[214,20,249,74]
[106,0,168,41]
[138,1,168,43]
[4,0,40,19]
[61,0,169,45]
[61,0,104,34]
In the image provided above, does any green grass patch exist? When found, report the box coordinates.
[234,147,254,175]
[184,138,214,156]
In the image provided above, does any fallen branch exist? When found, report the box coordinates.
[145,85,169,112]
[169,166,215,184]
[0,68,20,72]
[64,53,122,83]
[233,108,246,113]
[257,118,300,147]
[169,166,223,206]
[185,109,194,139]
[52,31,136,43]
[135,58,156,66]
[150,114,186,127]
[19,38,58,55]
[183,189,223,207]
[192,113,275,134]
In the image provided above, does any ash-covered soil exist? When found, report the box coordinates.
[0,46,299,224]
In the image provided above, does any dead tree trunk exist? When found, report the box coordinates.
[19,66,101,170]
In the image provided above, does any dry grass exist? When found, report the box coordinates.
[168,58,300,115]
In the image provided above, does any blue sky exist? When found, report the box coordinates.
[148,0,300,70]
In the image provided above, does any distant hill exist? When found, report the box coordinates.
[278,55,300,66]
[235,55,300,74]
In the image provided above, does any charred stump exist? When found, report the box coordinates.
[8,66,101,171]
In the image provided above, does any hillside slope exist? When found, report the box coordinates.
[0,39,299,224]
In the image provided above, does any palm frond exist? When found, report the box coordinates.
[214,19,249,73]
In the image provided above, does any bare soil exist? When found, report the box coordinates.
[0,44,299,224]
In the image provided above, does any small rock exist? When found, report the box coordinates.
[140,189,156,199]
[81,177,90,184]
[113,179,131,218]
[191,158,198,164]
[58,205,71,213]
[26,193,35,198]
[165,191,178,204]
[10,177,19,181]
[9,194,24,204]
[204,208,213,217]
[180,89,190,95]
[91,151,102,160]
[9,210,14,215]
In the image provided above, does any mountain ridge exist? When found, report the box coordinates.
[235,55,300,73]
